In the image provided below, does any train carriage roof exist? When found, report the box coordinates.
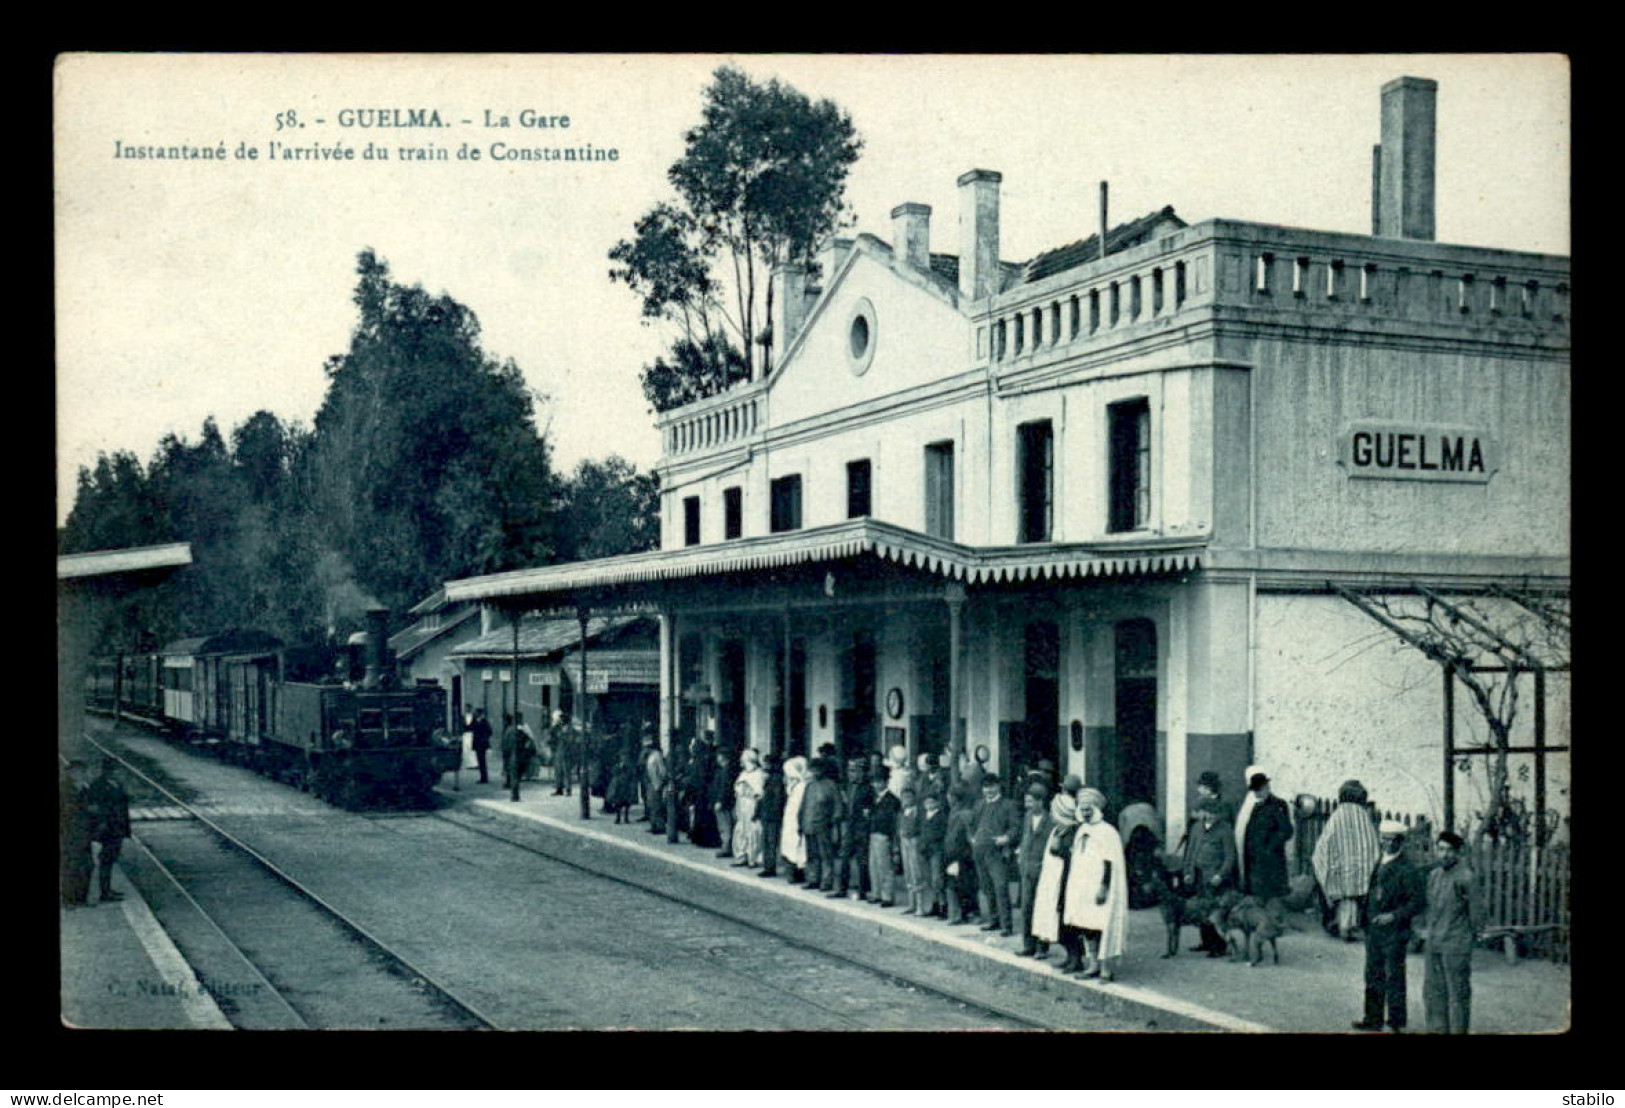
[160,629,284,657]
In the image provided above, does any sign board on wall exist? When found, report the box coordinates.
[1337,421,1498,484]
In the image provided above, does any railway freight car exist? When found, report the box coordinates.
[88,612,458,808]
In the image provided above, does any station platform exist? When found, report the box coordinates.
[58,868,232,1031]
[446,769,1572,1035]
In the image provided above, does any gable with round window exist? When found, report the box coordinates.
[847,298,877,376]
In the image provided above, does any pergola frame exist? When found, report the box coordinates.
[1330,581,1569,846]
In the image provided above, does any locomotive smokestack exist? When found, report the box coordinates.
[362,608,391,690]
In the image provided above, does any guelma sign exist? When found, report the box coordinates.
[1337,421,1498,484]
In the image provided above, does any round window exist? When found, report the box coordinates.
[847,298,877,376]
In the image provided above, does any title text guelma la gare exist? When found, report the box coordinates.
[113,106,618,163]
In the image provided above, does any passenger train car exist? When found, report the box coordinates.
[87,612,457,807]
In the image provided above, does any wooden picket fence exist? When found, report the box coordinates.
[1291,797,1570,964]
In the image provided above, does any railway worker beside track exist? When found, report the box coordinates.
[87,756,131,904]
[59,759,94,908]
[470,709,493,785]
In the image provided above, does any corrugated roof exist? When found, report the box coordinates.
[58,542,192,581]
[1022,207,1186,284]
[160,629,283,657]
[445,519,1204,606]
[388,605,480,660]
[558,649,661,688]
[451,614,645,661]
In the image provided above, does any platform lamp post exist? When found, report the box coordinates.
[577,604,591,821]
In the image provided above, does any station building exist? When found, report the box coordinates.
[448,613,659,738]
[447,78,1569,841]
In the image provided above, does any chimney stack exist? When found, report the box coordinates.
[1374,76,1437,241]
[362,608,391,690]
[957,169,1002,300]
[891,202,932,271]
[1099,181,1109,260]
[769,263,812,371]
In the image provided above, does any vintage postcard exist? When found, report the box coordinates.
[55,53,1569,1036]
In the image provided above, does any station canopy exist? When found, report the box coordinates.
[445,518,1205,610]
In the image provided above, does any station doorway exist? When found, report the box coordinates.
[1111,619,1158,808]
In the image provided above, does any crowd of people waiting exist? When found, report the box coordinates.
[456,711,1485,1032]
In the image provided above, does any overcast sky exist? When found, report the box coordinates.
[54,53,1569,526]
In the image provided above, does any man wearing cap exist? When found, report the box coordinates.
[87,756,131,904]
[970,775,1022,935]
[1182,797,1237,955]
[1015,781,1055,956]
[1423,830,1480,1034]
[1353,820,1425,1032]
[1239,771,1293,904]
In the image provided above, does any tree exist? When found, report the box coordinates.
[610,65,861,409]
[312,249,556,613]
[556,456,660,562]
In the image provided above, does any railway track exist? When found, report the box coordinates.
[421,807,1057,1031]
[88,736,500,1031]
[85,724,1083,1029]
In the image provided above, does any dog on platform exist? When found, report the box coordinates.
[1146,854,1213,959]
[1213,890,1284,966]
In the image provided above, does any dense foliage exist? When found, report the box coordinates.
[61,250,659,650]
[610,65,861,411]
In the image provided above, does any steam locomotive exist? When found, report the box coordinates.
[86,610,457,807]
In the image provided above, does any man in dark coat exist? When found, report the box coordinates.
[830,759,874,900]
[1015,782,1055,955]
[944,782,979,923]
[686,738,716,847]
[87,757,132,903]
[1353,820,1426,1032]
[1240,772,1293,901]
[756,757,786,878]
[60,759,93,908]
[970,774,1022,935]
[1183,798,1238,955]
[800,758,842,891]
[500,714,535,802]
[711,746,738,858]
[470,709,493,784]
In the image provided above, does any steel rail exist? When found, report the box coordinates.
[87,735,504,1031]
[121,832,310,1029]
[428,807,1054,1031]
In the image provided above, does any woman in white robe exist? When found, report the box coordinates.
[780,756,810,878]
[1031,793,1083,970]
[733,750,766,867]
[1063,787,1129,981]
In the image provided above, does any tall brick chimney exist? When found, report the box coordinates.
[891,202,932,271]
[1374,76,1437,241]
[957,169,1002,300]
